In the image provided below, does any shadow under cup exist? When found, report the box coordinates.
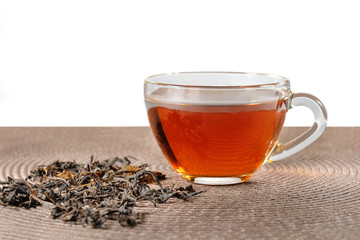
[144,72,293,185]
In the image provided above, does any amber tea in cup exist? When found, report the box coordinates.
[144,72,327,185]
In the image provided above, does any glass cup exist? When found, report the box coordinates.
[144,72,327,185]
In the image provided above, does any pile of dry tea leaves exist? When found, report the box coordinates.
[0,156,203,228]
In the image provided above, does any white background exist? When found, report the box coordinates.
[0,0,359,126]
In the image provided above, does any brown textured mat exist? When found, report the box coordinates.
[0,127,359,240]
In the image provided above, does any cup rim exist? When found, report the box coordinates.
[144,71,290,89]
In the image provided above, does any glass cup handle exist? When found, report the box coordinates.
[270,93,328,161]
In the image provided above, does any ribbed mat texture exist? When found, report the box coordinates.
[0,127,359,240]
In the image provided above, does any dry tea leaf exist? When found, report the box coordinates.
[0,156,204,228]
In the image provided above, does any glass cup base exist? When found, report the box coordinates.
[181,174,252,185]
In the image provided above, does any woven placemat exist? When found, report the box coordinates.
[0,127,359,240]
